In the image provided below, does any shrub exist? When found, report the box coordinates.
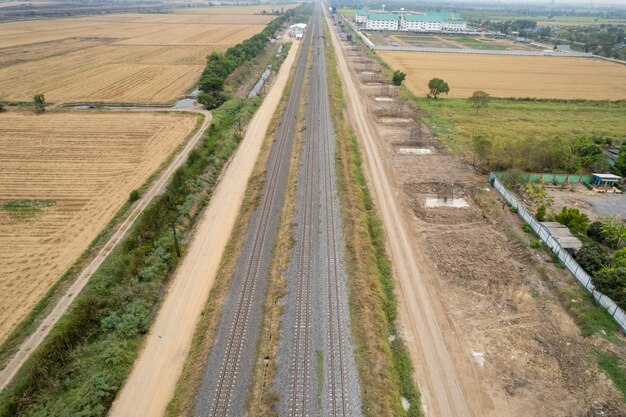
[509,205,518,214]
[391,70,405,86]
[554,206,590,235]
[530,240,542,249]
[128,189,140,203]
[575,243,611,275]
[523,223,532,234]
[593,267,626,309]
[588,221,605,242]
[601,216,626,249]
[536,204,547,222]
[614,248,626,268]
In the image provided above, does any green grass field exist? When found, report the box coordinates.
[337,8,355,16]
[463,10,626,26]
[414,97,626,169]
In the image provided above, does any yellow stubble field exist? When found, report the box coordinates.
[379,51,626,100]
[0,11,274,103]
[0,110,197,343]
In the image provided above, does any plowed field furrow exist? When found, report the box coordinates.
[0,111,197,344]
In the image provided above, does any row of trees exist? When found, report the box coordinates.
[197,8,298,108]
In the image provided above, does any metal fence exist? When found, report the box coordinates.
[490,174,626,333]
[374,45,593,57]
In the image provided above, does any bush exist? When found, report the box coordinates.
[588,221,605,242]
[391,70,406,86]
[536,204,547,222]
[128,189,140,203]
[530,240,542,249]
[509,205,518,214]
[614,248,626,268]
[523,223,532,234]
[0,103,4,112]
[554,206,590,235]
[575,243,611,275]
[593,267,626,309]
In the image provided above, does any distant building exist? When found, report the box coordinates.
[289,23,306,39]
[554,44,571,51]
[355,9,367,24]
[603,148,620,167]
[365,13,399,31]
[358,10,467,33]
[591,173,623,192]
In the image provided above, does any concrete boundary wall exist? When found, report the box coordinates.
[490,173,626,333]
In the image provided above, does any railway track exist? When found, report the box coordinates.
[277,5,362,416]
[191,14,314,417]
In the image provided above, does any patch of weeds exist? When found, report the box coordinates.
[2,199,55,220]
[316,350,323,409]
[560,287,620,340]
[530,240,542,249]
[522,223,533,234]
[509,205,519,214]
[529,288,540,299]
[597,351,626,401]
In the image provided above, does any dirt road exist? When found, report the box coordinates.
[326,12,478,417]
[0,106,210,392]
[107,40,300,417]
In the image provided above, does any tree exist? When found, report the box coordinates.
[468,90,491,114]
[554,206,590,235]
[593,267,626,308]
[427,78,449,99]
[471,134,491,167]
[391,70,406,86]
[601,216,626,249]
[615,145,626,177]
[575,243,611,275]
[33,93,45,114]
[587,221,605,242]
[535,204,547,222]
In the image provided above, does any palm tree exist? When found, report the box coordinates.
[601,216,626,249]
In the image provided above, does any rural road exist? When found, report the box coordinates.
[107,40,301,417]
[326,10,477,417]
[0,105,211,392]
[275,6,362,416]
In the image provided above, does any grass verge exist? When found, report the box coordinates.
[325,20,422,417]
[597,351,626,402]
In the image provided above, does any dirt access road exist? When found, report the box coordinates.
[326,11,481,417]
[107,39,300,417]
[0,105,210,392]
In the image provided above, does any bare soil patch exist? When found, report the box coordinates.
[343,40,626,414]
[0,110,197,344]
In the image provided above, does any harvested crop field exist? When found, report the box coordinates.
[0,11,272,103]
[0,110,197,344]
[379,51,626,100]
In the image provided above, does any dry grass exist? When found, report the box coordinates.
[0,13,271,103]
[0,109,197,344]
[379,51,626,100]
